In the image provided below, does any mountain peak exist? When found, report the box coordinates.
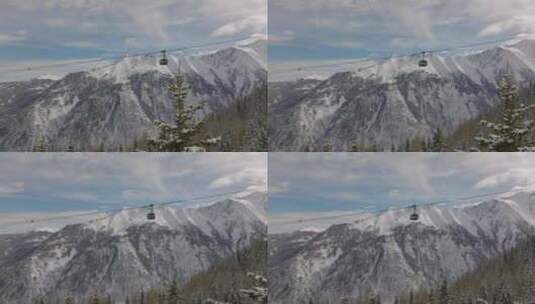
[270,188,535,304]
[83,193,267,236]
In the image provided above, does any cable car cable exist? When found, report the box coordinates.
[0,189,245,227]
[272,188,516,225]
[0,36,250,74]
[272,35,518,75]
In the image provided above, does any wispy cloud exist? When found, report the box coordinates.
[0,153,267,213]
[0,0,266,61]
[269,0,535,62]
[0,182,25,195]
[269,153,535,214]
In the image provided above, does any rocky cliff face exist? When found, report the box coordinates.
[269,190,535,304]
[269,38,535,151]
[0,40,267,150]
[0,191,267,304]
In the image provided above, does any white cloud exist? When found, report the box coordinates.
[269,153,535,216]
[270,181,290,194]
[0,153,267,210]
[0,0,266,57]
[269,30,294,43]
[479,15,535,37]
[475,167,534,189]
[212,15,266,37]
[0,182,25,195]
[209,167,267,189]
[0,30,27,44]
[270,0,535,63]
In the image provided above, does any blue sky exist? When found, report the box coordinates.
[0,0,266,78]
[269,0,535,62]
[0,153,266,214]
[268,153,535,214]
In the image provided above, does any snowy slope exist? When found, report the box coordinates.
[269,38,535,151]
[0,191,267,304]
[0,39,267,150]
[269,189,535,304]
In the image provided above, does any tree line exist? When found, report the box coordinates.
[31,238,267,304]
[307,235,535,304]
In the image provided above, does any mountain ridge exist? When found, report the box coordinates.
[268,190,535,304]
[0,39,267,150]
[0,191,267,304]
[269,38,535,151]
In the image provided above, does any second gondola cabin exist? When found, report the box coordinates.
[147,204,156,220]
[410,205,419,221]
[159,50,168,66]
[418,52,428,68]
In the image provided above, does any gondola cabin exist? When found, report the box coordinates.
[410,205,419,221]
[418,51,428,68]
[159,50,168,66]
[147,204,156,220]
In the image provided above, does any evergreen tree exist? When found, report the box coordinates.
[33,136,47,152]
[148,74,205,152]
[91,294,100,304]
[439,279,449,304]
[239,272,267,303]
[431,128,445,152]
[429,289,437,304]
[133,138,139,152]
[246,104,267,152]
[476,74,535,151]
[497,284,513,304]
[158,291,166,304]
[521,251,535,304]
[167,279,182,304]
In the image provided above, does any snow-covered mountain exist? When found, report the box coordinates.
[269,37,535,151]
[0,39,266,150]
[268,190,535,304]
[0,191,267,304]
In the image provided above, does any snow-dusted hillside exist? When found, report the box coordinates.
[269,37,535,151]
[269,189,535,304]
[0,39,267,150]
[0,191,267,304]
